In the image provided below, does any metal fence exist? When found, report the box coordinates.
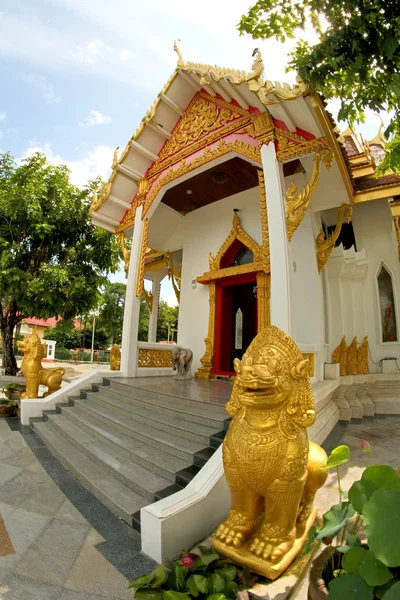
[54,348,111,363]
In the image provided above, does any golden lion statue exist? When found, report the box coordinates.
[110,344,121,370]
[212,326,328,580]
[17,331,65,399]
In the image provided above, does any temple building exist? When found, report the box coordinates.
[90,46,400,383]
[22,46,400,567]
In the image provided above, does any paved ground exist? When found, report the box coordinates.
[0,418,155,600]
[0,408,399,600]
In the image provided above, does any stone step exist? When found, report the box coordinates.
[45,412,170,500]
[32,420,149,526]
[69,399,206,461]
[83,390,221,444]
[105,379,228,419]
[91,384,227,429]
[57,404,192,480]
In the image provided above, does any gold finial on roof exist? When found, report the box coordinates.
[247,47,264,81]
[111,146,119,169]
[174,39,184,68]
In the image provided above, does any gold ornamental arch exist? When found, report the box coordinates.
[195,184,270,380]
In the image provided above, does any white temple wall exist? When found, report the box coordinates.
[352,200,400,366]
[289,209,325,380]
[165,187,262,372]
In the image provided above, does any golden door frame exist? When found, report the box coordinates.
[195,212,270,379]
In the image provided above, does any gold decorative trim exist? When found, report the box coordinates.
[209,211,265,271]
[357,336,369,374]
[395,217,400,261]
[153,93,243,170]
[147,92,267,179]
[197,261,268,284]
[89,171,117,214]
[276,136,330,162]
[353,184,400,204]
[143,289,153,313]
[196,212,270,379]
[257,170,269,258]
[256,271,270,331]
[167,253,181,304]
[346,337,358,376]
[311,94,354,203]
[135,219,149,298]
[116,233,131,276]
[316,204,352,273]
[286,148,333,241]
[138,348,173,368]
[332,336,347,376]
[195,282,216,379]
[302,353,315,377]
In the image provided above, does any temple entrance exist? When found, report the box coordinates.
[214,274,257,375]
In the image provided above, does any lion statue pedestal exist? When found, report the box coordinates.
[212,326,328,581]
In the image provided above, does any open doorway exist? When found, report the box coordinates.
[214,273,257,375]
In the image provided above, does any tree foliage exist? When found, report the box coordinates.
[96,282,126,346]
[157,300,179,342]
[0,152,121,373]
[238,0,400,172]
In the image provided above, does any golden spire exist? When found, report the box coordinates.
[173,39,184,68]
[368,116,386,147]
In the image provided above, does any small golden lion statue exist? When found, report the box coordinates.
[212,326,328,580]
[17,331,65,399]
[110,344,121,370]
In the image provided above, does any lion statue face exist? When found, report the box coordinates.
[232,326,315,426]
[17,331,41,356]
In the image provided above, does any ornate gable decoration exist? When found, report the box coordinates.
[158,94,237,160]
[148,92,255,177]
[197,212,268,284]
[209,211,264,271]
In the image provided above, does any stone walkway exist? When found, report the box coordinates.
[0,419,155,600]
[1,410,399,600]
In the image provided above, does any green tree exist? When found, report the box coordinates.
[96,282,126,345]
[238,0,400,172]
[138,297,149,342]
[0,152,121,374]
[157,300,179,342]
[44,319,80,349]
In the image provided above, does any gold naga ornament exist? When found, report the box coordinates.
[332,336,369,375]
[17,331,64,398]
[286,148,333,241]
[212,325,328,580]
[110,344,121,371]
[316,203,352,273]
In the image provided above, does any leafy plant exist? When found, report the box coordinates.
[129,547,256,600]
[238,0,400,174]
[306,441,400,598]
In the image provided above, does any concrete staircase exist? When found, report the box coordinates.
[30,378,229,531]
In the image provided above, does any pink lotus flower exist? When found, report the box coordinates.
[361,439,371,453]
[180,556,195,569]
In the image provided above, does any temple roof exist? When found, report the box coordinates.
[89,45,322,233]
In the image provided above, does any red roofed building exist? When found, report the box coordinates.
[19,317,82,340]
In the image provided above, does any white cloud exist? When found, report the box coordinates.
[72,40,115,64]
[24,75,60,104]
[20,142,114,188]
[81,110,112,127]
[0,112,6,121]
[120,49,135,61]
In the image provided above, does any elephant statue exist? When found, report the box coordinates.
[172,346,193,380]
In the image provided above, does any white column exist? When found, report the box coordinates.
[261,142,292,335]
[121,205,144,377]
[147,273,162,343]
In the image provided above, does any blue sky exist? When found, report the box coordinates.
[0,0,389,305]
